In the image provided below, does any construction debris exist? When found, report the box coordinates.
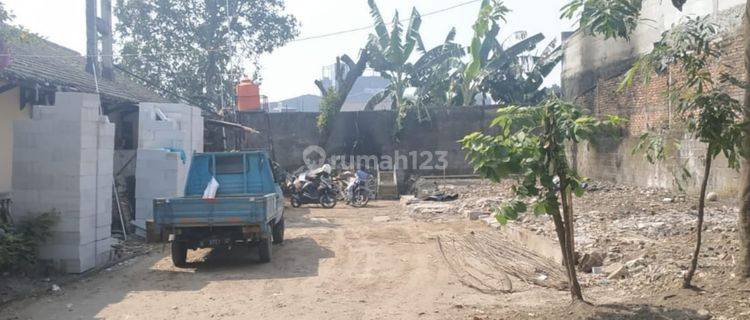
[437,231,568,293]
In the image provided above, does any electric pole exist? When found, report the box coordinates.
[100,0,115,80]
[85,0,97,74]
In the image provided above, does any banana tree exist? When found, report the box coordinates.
[364,0,425,132]
[458,0,509,106]
[483,38,563,105]
[409,28,465,110]
[453,0,559,106]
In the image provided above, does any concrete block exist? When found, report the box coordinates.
[49,215,81,233]
[78,215,95,233]
[96,226,110,241]
[32,106,57,120]
[95,199,111,219]
[13,132,36,148]
[38,244,81,261]
[48,231,88,246]
[97,209,112,228]
[79,175,97,191]
[96,238,113,255]
[11,92,117,274]
[74,244,96,273]
[78,223,96,245]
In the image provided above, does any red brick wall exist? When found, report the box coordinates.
[569,32,744,196]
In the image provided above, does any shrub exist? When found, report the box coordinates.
[0,210,58,272]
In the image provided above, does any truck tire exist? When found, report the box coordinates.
[258,237,272,263]
[171,241,188,268]
[272,218,285,244]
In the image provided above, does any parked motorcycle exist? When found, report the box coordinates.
[290,176,338,208]
[347,180,371,208]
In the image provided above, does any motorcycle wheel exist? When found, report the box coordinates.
[320,193,337,209]
[350,189,370,208]
[290,195,302,208]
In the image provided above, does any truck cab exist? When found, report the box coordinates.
[153,151,285,267]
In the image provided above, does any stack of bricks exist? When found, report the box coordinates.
[133,103,203,230]
[12,93,114,273]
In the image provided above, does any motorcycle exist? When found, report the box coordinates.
[290,176,338,208]
[347,180,371,207]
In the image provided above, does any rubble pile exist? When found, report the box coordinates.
[407,178,741,293]
[513,182,739,292]
[405,179,513,220]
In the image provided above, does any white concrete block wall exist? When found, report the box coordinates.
[11,92,114,274]
[133,103,203,228]
[562,0,745,82]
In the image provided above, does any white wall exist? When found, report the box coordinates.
[12,92,114,273]
[133,103,203,229]
[0,84,30,193]
[562,0,745,82]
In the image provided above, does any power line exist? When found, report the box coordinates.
[291,0,481,43]
[0,0,482,59]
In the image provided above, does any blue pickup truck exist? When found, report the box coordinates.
[153,151,285,267]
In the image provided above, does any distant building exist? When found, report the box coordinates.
[340,76,391,112]
[269,94,322,113]
[269,66,391,113]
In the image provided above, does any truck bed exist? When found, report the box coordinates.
[154,193,279,228]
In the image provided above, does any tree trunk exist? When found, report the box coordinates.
[558,171,584,300]
[550,199,584,300]
[739,2,750,280]
[204,0,222,110]
[684,147,713,288]
[545,109,583,301]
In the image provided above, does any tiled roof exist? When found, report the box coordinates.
[0,27,169,104]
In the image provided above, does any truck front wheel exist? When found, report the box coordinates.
[171,241,188,268]
[258,237,272,263]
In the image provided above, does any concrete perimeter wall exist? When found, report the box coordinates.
[238,107,499,182]
[12,92,114,273]
[562,5,746,197]
[134,103,203,227]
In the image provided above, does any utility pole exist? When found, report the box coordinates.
[100,0,115,80]
[85,0,97,74]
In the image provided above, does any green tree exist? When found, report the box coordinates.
[115,0,299,111]
[625,17,745,288]
[314,51,369,138]
[409,28,463,109]
[460,98,623,301]
[363,0,426,133]
[0,2,10,23]
[562,0,750,281]
[457,0,510,106]
[440,0,561,107]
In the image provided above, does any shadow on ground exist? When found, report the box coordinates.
[0,235,335,320]
[568,303,711,320]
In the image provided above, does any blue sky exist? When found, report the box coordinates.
[2,0,570,102]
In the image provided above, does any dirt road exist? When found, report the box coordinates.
[2,201,558,320]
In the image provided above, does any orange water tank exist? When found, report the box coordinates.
[236,79,261,112]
